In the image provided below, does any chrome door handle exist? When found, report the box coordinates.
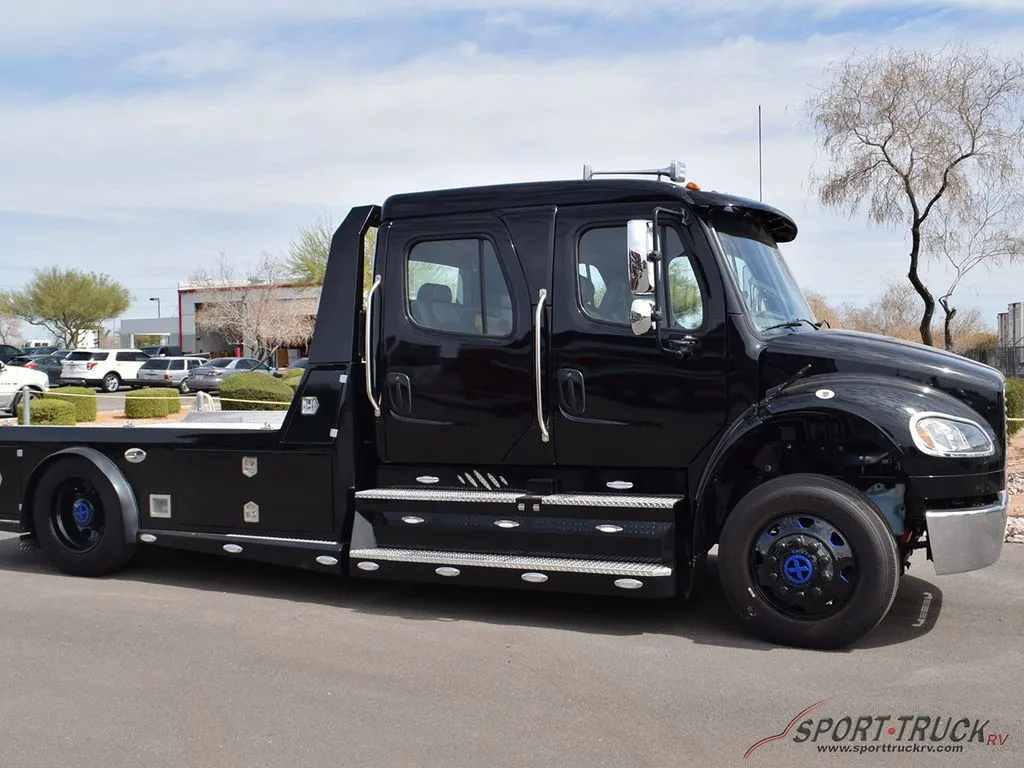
[534,288,549,443]
[364,274,382,418]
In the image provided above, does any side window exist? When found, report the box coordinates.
[577,226,631,325]
[406,237,513,337]
[662,226,705,330]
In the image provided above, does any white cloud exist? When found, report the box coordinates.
[1,0,1020,53]
[1,5,1023,323]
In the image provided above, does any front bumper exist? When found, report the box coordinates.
[925,490,1007,575]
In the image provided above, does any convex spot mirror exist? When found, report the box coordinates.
[630,298,655,336]
[626,219,655,295]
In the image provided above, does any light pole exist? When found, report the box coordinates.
[150,297,161,318]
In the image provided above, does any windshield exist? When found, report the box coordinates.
[709,212,815,333]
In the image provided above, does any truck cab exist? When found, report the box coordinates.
[0,163,1008,650]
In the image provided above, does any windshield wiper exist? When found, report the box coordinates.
[761,318,823,332]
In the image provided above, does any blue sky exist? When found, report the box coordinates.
[1,0,1023,336]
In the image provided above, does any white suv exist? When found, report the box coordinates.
[61,348,150,392]
[0,360,50,414]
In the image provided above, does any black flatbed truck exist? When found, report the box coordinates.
[0,163,1009,649]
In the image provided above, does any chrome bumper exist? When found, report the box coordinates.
[925,490,1007,576]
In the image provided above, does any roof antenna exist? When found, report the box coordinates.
[583,161,686,183]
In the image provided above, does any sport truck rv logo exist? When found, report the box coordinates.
[744,698,1011,760]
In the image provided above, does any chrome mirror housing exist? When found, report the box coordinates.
[626,219,655,295]
[630,298,656,336]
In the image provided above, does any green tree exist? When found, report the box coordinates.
[0,267,130,348]
[285,213,378,295]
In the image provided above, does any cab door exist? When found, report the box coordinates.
[376,213,550,467]
[549,202,730,468]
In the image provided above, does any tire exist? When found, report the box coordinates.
[178,379,190,394]
[31,456,137,577]
[717,473,900,650]
[9,387,40,415]
[102,373,121,392]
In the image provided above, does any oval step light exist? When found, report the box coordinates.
[521,572,548,583]
[435,567,460,577]
[315,555,339,566]
[124,448,147,464]
[416,475,439,484]
[222,544,243,554]
[614,578,643,590]
[595,524,623,534]
[356,561,380,571]
[494,519,520,529]
[139,533,157,543]
[606,480,633,490]
[401,516,425,525]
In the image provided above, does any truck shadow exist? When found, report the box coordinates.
[0,538,941,652]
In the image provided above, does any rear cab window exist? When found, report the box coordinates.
[406,237,513,337]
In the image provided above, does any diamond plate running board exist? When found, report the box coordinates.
[347,548,673,577]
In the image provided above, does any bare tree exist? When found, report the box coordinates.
[187,253,317,362]
[806,43,1024,346]
[0,313,21,345]
[924,188,1024,350]
[804,279,995,352]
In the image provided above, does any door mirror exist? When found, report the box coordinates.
[626,219,655,295]
[630,298,656,336]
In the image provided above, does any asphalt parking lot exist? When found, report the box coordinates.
[0,533,1020,768]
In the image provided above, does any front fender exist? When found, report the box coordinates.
[694,373,1002,531]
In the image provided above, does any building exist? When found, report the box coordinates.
[993,302,1024,377]
[176,279,321,366]
[118,318,182,350]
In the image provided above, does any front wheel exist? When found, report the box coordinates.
[101,372,121,392]
[717,473,900,650]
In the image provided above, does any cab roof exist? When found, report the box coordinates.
[380,178,798,242]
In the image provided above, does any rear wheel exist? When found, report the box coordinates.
[717,473,900,650]
[31,457,137,576]
[102,372,121,392]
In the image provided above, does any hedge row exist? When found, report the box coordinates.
[125,388,180,419]
[17,399,76,426]
[1007,378,1024,437]
[220,372,294,411]
[282,368,304,394]
[44,386,98,422]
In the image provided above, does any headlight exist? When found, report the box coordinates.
[909,412,995,458]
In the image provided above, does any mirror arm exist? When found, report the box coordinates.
[650,206,681,347]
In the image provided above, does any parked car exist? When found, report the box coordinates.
[184,357,274,392]
[16,354,65,386]
[0,359,50,414]
[139,344,183,358]
[136,356,206,393]
[0,344,22,364]
[20,345,61,357]
[274,357,307,377]
[60,348,151,392]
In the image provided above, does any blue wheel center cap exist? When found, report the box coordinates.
[72,499,93,527]
[782,554,814,585]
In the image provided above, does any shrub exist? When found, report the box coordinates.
[160,388,181,414]
[17,398,76,426]
[124,388,171,419]
[282,368,304,394]
[1006,377,1024,437]
[44,386,98,422]
[220,372,293,411]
